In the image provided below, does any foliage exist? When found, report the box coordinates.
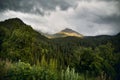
[0,61,57,80]
[60,66,84,80]
[0,18,120,80]
[0,61,88,80]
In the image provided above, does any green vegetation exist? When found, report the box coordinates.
[0,18,120,80]
[0,60,57,80]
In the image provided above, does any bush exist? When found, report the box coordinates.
[60,66,84,80]
[0,60,11,80]
[5,61,57,80]
[1,61,85,80]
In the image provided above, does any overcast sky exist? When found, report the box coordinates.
[0,0,120,36]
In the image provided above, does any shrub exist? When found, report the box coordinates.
[60,66,84,80]
[5,61,57,80]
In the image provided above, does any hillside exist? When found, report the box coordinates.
[0,18,120,63]
[52,33,120,54]
[0,18,54,63]
[0,18,120,80]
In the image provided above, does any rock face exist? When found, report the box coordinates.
[53,28,83,38]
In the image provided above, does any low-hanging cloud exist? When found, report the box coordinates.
[0,0,120,36]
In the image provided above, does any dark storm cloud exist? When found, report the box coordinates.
[97,15,120,24]
[34,0,72,10]
[96,15,120,32]
[0,0,74,14]
[0,0,119,13]
[0,0,35,13]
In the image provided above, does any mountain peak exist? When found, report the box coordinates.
[53,28,83,38]
[61,28,79,34]
[3,18,24,24]
[62,28,73,32]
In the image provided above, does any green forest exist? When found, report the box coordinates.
[0,18,120,80]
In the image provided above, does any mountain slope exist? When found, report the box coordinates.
[52,32,120,53]
[0,18,120,61]
[0,18,53,63]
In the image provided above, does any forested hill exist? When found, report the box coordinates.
[0,18,120,60]
[0,18,55,63]
[0,18,120,62]
[52,32,120,53]
[0,18,120,80]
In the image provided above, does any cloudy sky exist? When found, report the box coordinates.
[0,0,120,36]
